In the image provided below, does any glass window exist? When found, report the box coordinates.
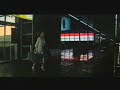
[69,38,74,41]
[75,38,79,41]
[0,15,5,21]
[61,38,65,41]
[6,15,15,23]
[88,33,94,41]
[65,38,69,41]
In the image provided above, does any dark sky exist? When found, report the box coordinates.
[93,15,115,34]
[75,15,115,38]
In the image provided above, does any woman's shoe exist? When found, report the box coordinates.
[32,66,35,71]
[41,66,45,71]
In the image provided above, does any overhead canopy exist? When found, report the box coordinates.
[15,15,33,20]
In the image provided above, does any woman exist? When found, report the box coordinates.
[32,31,46,71]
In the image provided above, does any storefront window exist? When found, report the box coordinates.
[0,15,16,61]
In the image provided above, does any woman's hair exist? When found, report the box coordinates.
[39,31,44,34]
[35,31,43,36]
[37,31,45,38]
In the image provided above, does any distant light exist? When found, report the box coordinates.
[68,14,79,21]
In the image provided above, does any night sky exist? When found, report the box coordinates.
[93,15,115,38]
[74,15,115,39]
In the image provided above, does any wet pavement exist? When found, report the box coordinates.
[0,45,114,77]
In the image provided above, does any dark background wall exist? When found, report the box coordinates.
[33,15,61,49]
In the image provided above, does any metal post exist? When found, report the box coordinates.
[10,22,12,61]
[10,37,11,61]
[114,14,118,77]
[3,15,6,61]
[87,30,88,60]
[20,19,22,60]
[14,43,17,60]
[115,14,118,37]
[32,14,33,52]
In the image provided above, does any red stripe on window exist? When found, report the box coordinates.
[64,34,69,36]
[88,33,94,36]
[61,34,65,36]
[61,33,95,37]
[80,33,88,36]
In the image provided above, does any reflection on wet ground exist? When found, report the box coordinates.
[0,46,114,77]
[59,48,101,77]
[61,49,93,61]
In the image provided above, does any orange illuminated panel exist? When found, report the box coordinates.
[0,27,4,36]
[0,26,15,36]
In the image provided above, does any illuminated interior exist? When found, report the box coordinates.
[61,33,95,41]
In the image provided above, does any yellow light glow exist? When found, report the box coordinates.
[15,15,33,20]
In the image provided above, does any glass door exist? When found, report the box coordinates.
[0,15,16,61]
